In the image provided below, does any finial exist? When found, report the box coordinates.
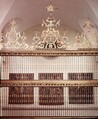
[46,3,58,16]
[46,4,55,13]
[83,19,94,31]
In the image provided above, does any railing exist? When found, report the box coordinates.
[0,49,98,117]
[1,80,98,117]
[1,80,98,87]
[0,49,98,56]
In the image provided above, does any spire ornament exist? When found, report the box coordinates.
[32,4,69,49]
[46,4,55,13]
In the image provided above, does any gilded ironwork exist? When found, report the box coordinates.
[0,49,98,56]
[0,5,98,51]
[1,80,98,87]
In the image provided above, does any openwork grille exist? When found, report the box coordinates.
[68,73,93,104]
[39,73,64,105]
[0,51,98,117]
[9,73,34,104]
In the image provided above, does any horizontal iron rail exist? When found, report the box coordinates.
[2,107,98,110]
[0,50,98,56]
[1,80,98,87]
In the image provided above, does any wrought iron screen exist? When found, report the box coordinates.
[9,73,34,104]
[68,73,93,104]
[0,52,98,117]
[39,73,64,105]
